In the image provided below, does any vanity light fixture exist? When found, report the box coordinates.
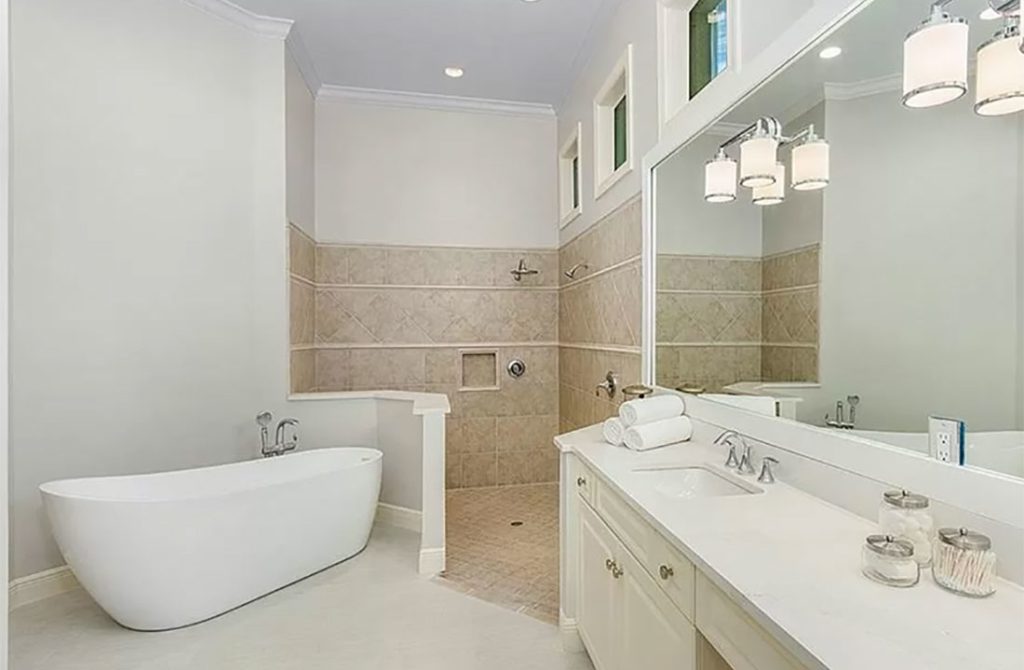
[444,66,465,78]
[752,163,785,206]
[975,14,1024,116]
[704,116,829,205]
[738,128,779,188]
[790,124,830,191]
[902,1,970,108]
[704,149,738,203]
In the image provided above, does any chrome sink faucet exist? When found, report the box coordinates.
[256,412,301,457]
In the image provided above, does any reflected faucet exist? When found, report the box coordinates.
[825,395,859,430]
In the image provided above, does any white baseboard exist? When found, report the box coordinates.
[9,566,80,611]
[375,502,422,533]
[559,613,584,653]
[418,547,446,576]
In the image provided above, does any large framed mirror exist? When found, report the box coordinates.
[650,0,1023,480]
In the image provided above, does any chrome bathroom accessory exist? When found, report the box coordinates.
[714,430,746,468]
[563,263,589,279]
[758,456,779,484]
[257,412,301,457]
[507,359,527,378]
[825,394,859,429]
[737,444,756,475]
[622,384,654,399]
[510,258,539,281]
[595,371,619,398]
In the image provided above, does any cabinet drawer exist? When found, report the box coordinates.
[646,531,696,621]
[696,573,808,670]
[573,460,597,506]
[595,480,651,566]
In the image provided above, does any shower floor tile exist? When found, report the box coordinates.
[438,483,560,623]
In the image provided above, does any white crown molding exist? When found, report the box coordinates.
[824,72,902,101]
[181,0,293,39]
[286,29,322,94]
[317,85,556,119]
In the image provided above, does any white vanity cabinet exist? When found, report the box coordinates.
[569,453,810,670]
[578,501,696,670]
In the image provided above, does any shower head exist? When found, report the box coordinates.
[564,263,589,279]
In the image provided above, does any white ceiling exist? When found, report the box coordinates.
[230,0,622,106]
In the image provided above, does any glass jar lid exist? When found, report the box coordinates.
[937,527,991,551]
[866,534,915,558]
[883,489,929,509]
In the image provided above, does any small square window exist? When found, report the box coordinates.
[593,45,634,200]
[559,122,583,227]
[689,0,729,99]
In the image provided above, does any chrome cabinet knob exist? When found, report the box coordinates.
[605,558,615,571]
[611,565,624,579]
[659,564,674,580]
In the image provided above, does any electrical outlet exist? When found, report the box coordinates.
[929,416,964,464]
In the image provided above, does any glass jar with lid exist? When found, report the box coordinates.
[862,534,919,587]
[878,489,933,566]
[932,528,997,597]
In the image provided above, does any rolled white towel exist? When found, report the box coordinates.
[623,416,693,452]
[602,418,625,446]
[619,395,686,427]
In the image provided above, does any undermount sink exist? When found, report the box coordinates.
[630,465,761,499]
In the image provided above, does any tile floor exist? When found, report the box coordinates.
[439,483,560,623]
[11,524,591,670]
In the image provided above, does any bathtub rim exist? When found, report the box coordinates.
[39,446,383,504]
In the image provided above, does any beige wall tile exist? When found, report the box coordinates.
[290,279,314,345]
[496,414,558,452]
[462,453,498,488]
[290,349,315,393]
[315,246,348,284]
[289,225,315,281]
[314,349,351,392]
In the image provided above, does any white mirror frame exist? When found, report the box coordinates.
[640,0,1024,530]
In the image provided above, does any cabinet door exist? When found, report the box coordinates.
[578,502,618,670]
[618,545,696,670]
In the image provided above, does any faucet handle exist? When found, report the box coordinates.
[758,456,779,484]
[724,445,740,468]
[737,444,756,475]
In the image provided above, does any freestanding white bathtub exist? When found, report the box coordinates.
[40,447,382,631]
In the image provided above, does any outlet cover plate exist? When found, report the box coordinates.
[928,416,965,465]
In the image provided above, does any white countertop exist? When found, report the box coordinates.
[556,424,1024,670]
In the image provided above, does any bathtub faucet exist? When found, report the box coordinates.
[256,412,300,457]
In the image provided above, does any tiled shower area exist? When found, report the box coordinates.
[287,197,645,621]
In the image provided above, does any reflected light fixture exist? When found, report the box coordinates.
[975,14,1024,115]
[444,66,465,78]
[752,163,785,206]
[819,46,843,59]
[703,116,829,206]
[791,125,830,191]
[738,130,779,188]
[902,1,970,108]
[704,150,738,203]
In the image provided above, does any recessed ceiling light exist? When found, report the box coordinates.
[979,7,1001,20]
[444,66,464,79]
[521,0,541,3]
[819,46,843,60]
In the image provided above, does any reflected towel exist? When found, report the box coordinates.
[619,395,686,427]
[603,418,626,446]
[623,416,693,452]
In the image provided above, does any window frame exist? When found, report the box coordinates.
[558,122,583,228]
[593,44,635,201]
[657,0,742,131]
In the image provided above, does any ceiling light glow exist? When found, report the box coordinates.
[819,46,843,59]
[444,67,464,79]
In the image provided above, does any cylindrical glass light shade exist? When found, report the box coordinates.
[739,135,778,188]
[704,152,738,203]
[791,138,830,191]
[902,9,969,108]
[975,21,1024,116]
[752,163,785,206]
